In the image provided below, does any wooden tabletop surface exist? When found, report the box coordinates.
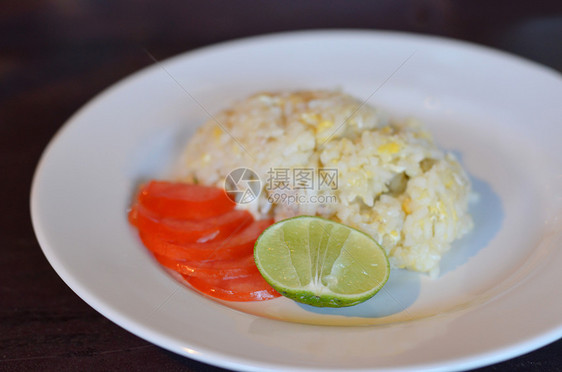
[1,1,561,371]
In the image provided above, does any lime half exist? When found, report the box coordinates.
[254,216,390,307]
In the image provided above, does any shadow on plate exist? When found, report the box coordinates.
[439,162,504,277]
[297,269,421,318]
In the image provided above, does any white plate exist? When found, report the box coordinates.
[31,30,562,371]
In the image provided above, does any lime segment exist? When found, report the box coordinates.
[254,216,390,307]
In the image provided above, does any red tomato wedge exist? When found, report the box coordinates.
[138,219,273,261]
[183,272,281,302]
[138,181,236,219]
[154,253,258,280]
[132,204,253,244]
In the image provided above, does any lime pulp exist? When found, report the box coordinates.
[254,216,390,307]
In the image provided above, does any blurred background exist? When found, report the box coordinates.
[1,1,561,371]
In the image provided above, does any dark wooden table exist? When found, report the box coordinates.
[2,1,561,371]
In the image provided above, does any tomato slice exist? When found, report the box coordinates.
[154,253,258,280]
[128,205,139,227]
[183,271,281,301]
[138,181,236,219]
[133,204,253,244]
[138,219,273,261]
[128,179,279,302]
